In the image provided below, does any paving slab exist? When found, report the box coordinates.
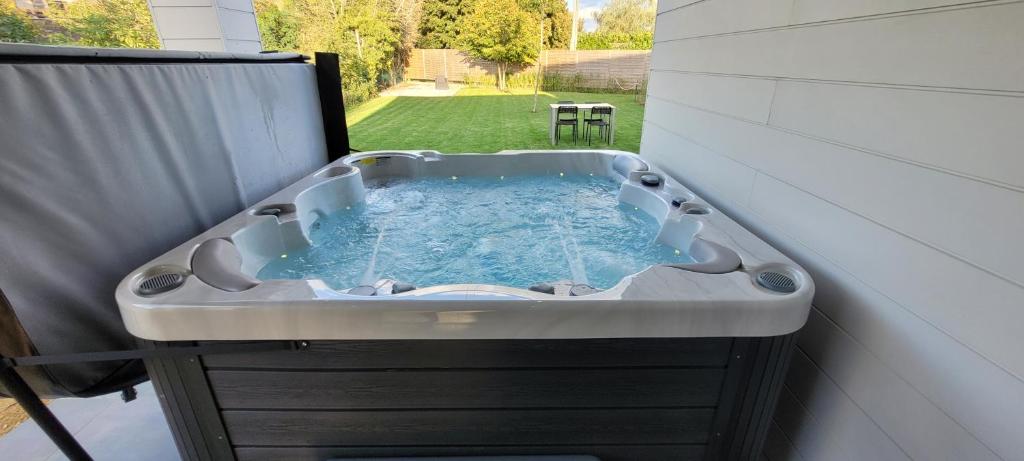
[0,381,178,461]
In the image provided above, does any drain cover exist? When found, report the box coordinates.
[569,284,599,296]
[138,272,185,296]
[756,271,797,293]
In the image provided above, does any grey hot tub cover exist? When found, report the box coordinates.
[0,43,328,397]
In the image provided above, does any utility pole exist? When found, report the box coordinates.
[532,18,544,112]
[569,0,579,50]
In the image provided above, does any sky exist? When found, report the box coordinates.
[568,0,606,32]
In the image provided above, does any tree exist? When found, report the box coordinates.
[288,0,404,104]
[593,0,654,35]
[459,0,537,90]
[568,0,577,50]
[255,0,299,51]
[522,0,569,48]
[416,0,469,48]
[49,0,159,48]
[517,0,567,110]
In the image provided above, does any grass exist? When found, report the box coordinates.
[346,87,645,154]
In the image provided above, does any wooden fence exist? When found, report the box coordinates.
[406,49,651,89]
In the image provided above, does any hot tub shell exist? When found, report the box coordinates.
[117,150,812,341]
[117,150,813,461]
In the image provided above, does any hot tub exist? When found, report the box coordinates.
[116,150,813,461]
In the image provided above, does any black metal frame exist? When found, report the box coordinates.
[0,357,92,461]
[1,343,296,461]
[584,106,612,146]
[314,52,351,161]
[555,106,579,145]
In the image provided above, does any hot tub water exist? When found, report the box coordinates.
[257,175,694,290]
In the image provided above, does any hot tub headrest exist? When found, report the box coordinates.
[612,155,649,178]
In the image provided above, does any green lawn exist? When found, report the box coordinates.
[346,87,645,154]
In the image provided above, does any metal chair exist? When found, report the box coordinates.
[555,106,579,145]
[585,106,612,145]
[583,101,602,123]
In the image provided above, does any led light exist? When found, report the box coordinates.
[451,176,458,180]
[674,249,681,255]
[500,176,504,180]
[280,254,288,259]
[559,172,564,177]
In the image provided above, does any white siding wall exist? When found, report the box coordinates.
[642,1,1024,460]
[148,0,262,52]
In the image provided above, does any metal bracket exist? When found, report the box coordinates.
[2,341,298,368]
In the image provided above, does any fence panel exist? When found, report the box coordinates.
[406,49,650,89]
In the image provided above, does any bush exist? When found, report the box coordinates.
[1,0,42,43]
[463,73,497,87]
[541,71,639,94]
[48,0,160,48]
[576,31,652,50]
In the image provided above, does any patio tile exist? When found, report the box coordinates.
[0,381,178,461]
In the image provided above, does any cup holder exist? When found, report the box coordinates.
[315,165,355,178]
[670,194,694,208]
[252,203,297,217]
[681,203,711,215]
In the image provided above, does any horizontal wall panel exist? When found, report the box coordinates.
[791,0,993,24]
[657,0,702,13]
[643,140,1024,460]
[649,70,777,122]
[218,9,259,40]
[785,346,909,461]
[209,368,723,409]
[224,40,262,54]
[151,7,222,39]
[742,169,1024,383]
[218,0,254,11]
[644,96,1024,288]
[203,338,733,369]
[655,0,794,41]
[160,39,225,52]
[746,175,1024,459]
[641,123,757,205]
[797,308,1000,461]
[652,2,1024,91]
[773,385,848,461]
[769,80,1024,188]
[763,420,805,461]
[223,408,715,446]
[235,445,703,461]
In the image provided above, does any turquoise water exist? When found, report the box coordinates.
[257,175,694,290]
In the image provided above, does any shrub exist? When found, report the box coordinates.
[576,31,652,50]
[1,0,42,43]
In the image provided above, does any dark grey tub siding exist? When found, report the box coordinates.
[148,336,796,461]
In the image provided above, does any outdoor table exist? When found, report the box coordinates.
[549,103,616,145]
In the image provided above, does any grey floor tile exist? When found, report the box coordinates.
[0,382,179,461]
